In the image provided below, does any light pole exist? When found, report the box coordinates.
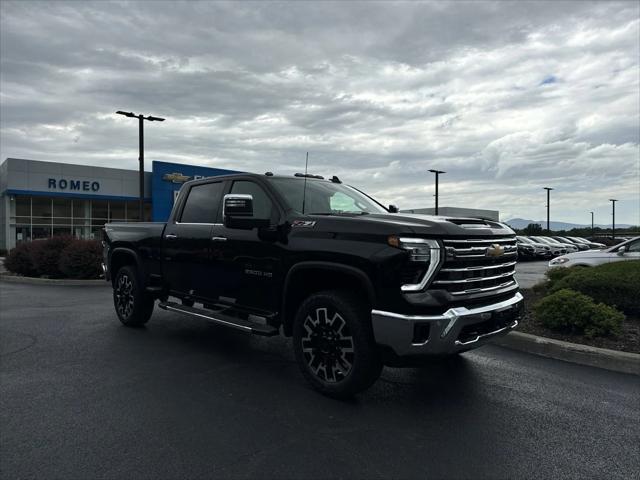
[428,169,446,215]
[609,199,618,240]
[590,211,594,236]
[116,111,165,221]
[543,187,554,233]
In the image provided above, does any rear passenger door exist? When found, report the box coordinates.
[162,180,226,299]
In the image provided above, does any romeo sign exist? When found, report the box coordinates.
[48,178,100,192]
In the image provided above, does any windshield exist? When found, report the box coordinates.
[267,177,388,215]
[517,236,533,244]
[569,237,589,244]
[531,236,554,245]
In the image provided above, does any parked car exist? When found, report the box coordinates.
[516,236,552,258]
[552,236,590,251]
[566,236,606,249]
[528,236,569,256]
[103,172,523,397]
[549,236,640,267]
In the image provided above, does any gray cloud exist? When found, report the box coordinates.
[1,0,638,224]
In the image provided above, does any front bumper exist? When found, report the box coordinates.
[371,292,523,357]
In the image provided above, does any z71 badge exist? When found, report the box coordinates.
[292,220,316,228]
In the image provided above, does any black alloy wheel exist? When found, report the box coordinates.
[293,290,382,398]
[113,265,154,326]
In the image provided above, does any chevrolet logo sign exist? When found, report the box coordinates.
[162,172,192,183]
[486,243,505,257]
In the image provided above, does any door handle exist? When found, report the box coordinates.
[165,234,178,240]
[211,236,227,242]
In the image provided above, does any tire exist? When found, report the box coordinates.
[113,265,154,327]
[292,290,382,398]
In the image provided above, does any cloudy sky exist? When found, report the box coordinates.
[1,1,639,224]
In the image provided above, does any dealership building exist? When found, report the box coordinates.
[0,158,238,250]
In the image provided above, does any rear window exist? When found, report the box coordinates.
[180,181,225,223]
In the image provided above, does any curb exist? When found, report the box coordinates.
[493,331,640,376]
[0,274,107,286]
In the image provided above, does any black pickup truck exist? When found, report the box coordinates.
[103,172,523,397]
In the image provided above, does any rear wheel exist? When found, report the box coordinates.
[293,290,382,398]
[113,265,154,327]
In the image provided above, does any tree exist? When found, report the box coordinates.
[522,223,543,235]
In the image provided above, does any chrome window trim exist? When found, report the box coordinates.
[174,222,224,226]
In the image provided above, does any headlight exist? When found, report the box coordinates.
[388,236,441,291]
[550,257,569,265]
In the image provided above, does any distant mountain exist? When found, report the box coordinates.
[504,218,634,231]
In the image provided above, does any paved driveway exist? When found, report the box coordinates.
[515,260,549,289]
[1,282,638,479]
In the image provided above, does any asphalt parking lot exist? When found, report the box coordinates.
[1,281,639,480]
[514,260,549,289]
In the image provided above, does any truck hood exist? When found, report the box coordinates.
[307,212,514,237]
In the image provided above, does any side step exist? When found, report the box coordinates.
[158,301,279,336]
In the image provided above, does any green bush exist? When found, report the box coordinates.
[30,236,74,278]
[534,289,624,338]
[4,243,37,276]
[549,262,640,314]
[545,267,577,289]
[58,240,102,279]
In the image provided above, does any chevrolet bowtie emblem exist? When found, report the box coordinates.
[486,243,505,257]
[162,172,192,183]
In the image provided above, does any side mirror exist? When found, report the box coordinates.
[223,194,268,229]
[388,204,399,213]
[616,245,627,256]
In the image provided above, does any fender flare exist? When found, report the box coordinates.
[109,247,142,284]
[281,261,376,333]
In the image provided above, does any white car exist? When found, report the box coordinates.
[549,237,640,268]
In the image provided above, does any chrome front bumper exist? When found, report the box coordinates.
[371,292,523,356]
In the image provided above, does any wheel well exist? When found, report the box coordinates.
[110,250,138,286]
[281,267,373,336]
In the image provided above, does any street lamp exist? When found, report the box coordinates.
[116,111,165,221]
[609,199,618,240]
[428,169,446,215]
[590,211,594,235]
[543,187,554,233]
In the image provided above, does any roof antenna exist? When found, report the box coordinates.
[302,152,309,214]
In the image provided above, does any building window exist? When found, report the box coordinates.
[92,200,108,220]
[32,197,51,219]
[16,197,30,216]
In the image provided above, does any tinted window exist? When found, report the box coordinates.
[627,240,640,252]
[180,182,224,223]
[230,181,273,219]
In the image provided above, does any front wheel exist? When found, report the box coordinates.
[292,290,382,398]
[113,265,154,327]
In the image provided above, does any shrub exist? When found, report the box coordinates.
[534,289,624,338]
[549,261,640,314]
[30,235,74,278]
[4,242,37,276]
[59,240,103,279]
[545,267,576,289]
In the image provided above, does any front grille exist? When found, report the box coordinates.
[430,237,518,297]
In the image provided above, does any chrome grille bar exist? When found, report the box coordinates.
[449,280,518,296]
[433,269,516,284]
[443,238,517,244]
[440,261,517,272]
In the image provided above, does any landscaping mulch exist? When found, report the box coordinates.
[519,289,640,354]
